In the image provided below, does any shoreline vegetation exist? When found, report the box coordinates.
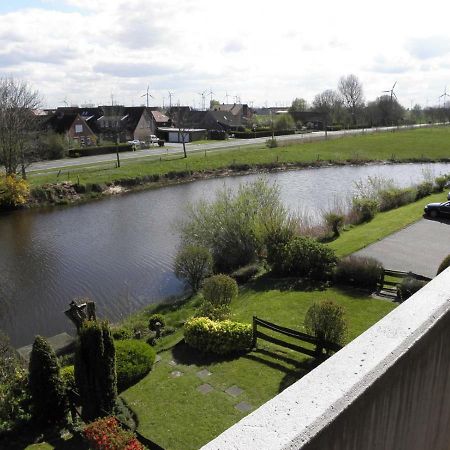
[11,125,450,211]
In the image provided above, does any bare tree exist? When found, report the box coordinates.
[338,74,364,126]
[0,77,41,177]
[313,89,343,124]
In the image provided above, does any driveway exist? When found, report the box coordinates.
[355,218,450,278]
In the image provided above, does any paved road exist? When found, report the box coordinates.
[355,218,450,277]
[28,123,435,174]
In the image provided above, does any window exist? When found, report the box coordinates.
[75,124,83,133]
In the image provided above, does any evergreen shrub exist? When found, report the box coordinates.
[184,317,253,355]
[351,197,379,222]
[397,277,427,302]
[333,256,384,291]
[115,340,155,392]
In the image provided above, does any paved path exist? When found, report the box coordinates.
[355,218,450,277]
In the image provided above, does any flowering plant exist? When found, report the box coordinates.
[83,416,144,450]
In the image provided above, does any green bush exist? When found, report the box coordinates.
[397,277,427,302]
[174,245,213,292]
[115,340,156,392]
[230,263,261,284]
[304,300,347,353]
[111,326,133,340]
[351,197,379,222]
[434,175,449,192]
[378,187,416,211]
[202,274,238,307]
[415,181,433,200]
[60,365,76,393]
[266,138,278,148]
[28,336,68,425]
[268,236,338,280]
[148,314,166,331]
[437,254,450,275]
[323,212,344,237]
[0,175,30,209]
[184,317,253,355]
[68,143,132,157]
[333,256,384,291]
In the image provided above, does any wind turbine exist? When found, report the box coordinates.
[208,89,215,107]
[141,85,154,108]
[439,87,450,109]
[168,91,174,110]
[198,90,207,110]
[382,81,398,103]
[225,91,230,104]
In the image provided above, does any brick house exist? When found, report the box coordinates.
[46,111,97,146]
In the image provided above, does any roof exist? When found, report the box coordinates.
[213,103,244,115]
[47,112,78,133]
[151,110,170,123]
[158,127,206,132]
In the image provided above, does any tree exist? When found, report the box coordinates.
[210,99,220,109]
[312,89,343,124]
[28,336,68,425]
[0,77,40,178]
[74,320,117,421]
[288,98,308,113]
[174,245,213,292]
[338,74,364,126]
[274,113,295,131]
[304,300,347,354]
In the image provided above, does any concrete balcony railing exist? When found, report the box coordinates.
[203,269,450,450]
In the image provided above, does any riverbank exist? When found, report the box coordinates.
[20,126,450,210]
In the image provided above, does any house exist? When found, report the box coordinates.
[169,107,242,132]
[150,109,171,132]
[212,103,252,120]
[44,110,97,146]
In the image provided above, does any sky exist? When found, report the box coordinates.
[1,0,450,109]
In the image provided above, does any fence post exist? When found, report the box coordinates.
[252,316,257,349]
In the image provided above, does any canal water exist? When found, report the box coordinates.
[1,162,449,346]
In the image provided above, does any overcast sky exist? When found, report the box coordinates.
[1,0,450,109]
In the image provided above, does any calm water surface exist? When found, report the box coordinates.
[1,162,449,346]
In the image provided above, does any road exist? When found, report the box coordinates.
[27,123,435,174]
[355,217,450,277]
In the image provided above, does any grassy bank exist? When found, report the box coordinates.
[121,284,395,450]
[28,126,450,189]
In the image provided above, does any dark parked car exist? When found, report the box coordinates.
[424,201,450,218]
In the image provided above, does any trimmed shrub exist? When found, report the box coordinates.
[28,336,68,425]
[115,340,155,392]
[184,317,253,355]
[437,254,450,275]
[174,245,213,292]
[230,263,260,284]
[268,236,338,280]
[415,181,433,200]
[202,274,238,307]
[148,314,166,331]
[351,197,379,223]
[434,175,448,192]
[0,175,29,209]
[266,138,278,148]
[397,277,427,302]
[304,301,347,352]
[333,256,384,291]
[75,320,117,421]
[68,143,132,157]
[83,416,144,450]
[323,212,344,237]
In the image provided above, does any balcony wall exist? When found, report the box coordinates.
[203,269,450,450]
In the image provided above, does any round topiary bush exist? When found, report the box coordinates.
[437,254,450,275]
[148,314,166,331]
[115,340,156,392]
[111,326,133,340]
[184,317,253,355]
[202,274,238,308]
[333,256,384,291]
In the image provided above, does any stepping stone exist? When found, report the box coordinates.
[155,355,162,363]
[171,370,183,378]
[225,385,244,397]
[196,369,212,379]
[168,360,177,366]
[197,383,214,394]
[235,401,253,412]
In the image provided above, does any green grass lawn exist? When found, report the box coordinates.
[121,283,395,450]
[28,126,450,187]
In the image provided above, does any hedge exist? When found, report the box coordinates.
[184,317,253,355]
[115,340,156,392]
[233,129,296,139]
[68,144,133,157]
[333,256,384,291]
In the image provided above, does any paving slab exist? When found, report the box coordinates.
[171,370,184,378]
[155,355,162,363]
[235,401,253,412]
[168,360,177,366]
[197,383,214,394]
[225,385,244,397]
[355,218,450,278]
[196,369,212,379]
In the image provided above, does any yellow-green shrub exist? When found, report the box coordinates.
[184,317,253,355]
[0,175,29,209]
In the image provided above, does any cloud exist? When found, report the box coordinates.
[223,40,244,53]
[406,36,450,59]
[93,61,180,78]
[0,47,77,67]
